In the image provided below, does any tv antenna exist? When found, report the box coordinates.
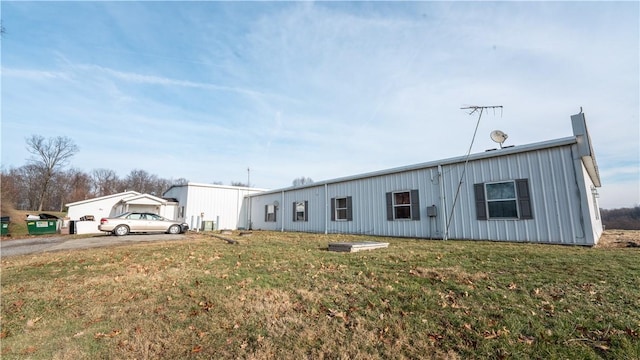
[444,105,503,241]
[490,130,508,148]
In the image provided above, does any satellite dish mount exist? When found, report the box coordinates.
[490,130,508,148]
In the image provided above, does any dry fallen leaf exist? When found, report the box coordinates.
[518,335,535,345]
[26,317,42,328]
[94,329,121,339]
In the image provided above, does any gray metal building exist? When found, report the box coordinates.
[246,112,603,245]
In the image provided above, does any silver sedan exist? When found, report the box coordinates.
[98,212,189,236]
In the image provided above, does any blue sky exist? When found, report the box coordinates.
[1,1,638,209]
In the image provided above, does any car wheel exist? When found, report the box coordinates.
[114,225,129,236]
[168,225,181,234]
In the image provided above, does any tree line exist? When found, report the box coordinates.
[1,135,312,213]
[601,206,640,230]
[1,135,187,212]
[1,163,189,213]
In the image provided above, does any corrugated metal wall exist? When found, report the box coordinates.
[441,145,589,244]
[164,184,263,230]
[249,142,597,245]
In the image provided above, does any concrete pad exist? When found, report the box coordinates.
[328,241,389,253]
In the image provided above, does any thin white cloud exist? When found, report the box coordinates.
[1,1,637,207]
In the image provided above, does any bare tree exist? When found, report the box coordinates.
[1,166,24,210]
[1,164,45,210]
[49,168,93,211]
[170,178,189,186]
[230,181,248,187]
[123,169,156,194]
[25,135,79,211]
[91,168,121,197]
[292,176,313,187]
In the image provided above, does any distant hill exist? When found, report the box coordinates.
[601,206,640,230]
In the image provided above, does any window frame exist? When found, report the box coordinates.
[265,204,276,222]
[393,191,412,220]
[475,179,533,221]
[331,196,353,221]
[386,190,420,221]
[484,181,519,219]
[293,201,308,222]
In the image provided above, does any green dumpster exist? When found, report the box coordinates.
[26,219,59,235]
[1,217,9,236]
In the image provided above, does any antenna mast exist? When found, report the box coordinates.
[444,105,503,241]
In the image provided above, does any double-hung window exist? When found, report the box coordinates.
[293,201,308,222]
[474,179,532,220]
[265,204,277,222]
[386,190,420,220]
[331,196,353,221]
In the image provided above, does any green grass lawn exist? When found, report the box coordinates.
[1,231,638,359]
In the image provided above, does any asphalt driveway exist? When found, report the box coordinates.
[0,233,187,257]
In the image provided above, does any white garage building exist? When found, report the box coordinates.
[65,191,180,234]
[245,112,603,246]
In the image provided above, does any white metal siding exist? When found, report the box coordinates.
[247,141,598,245]
[443,146,586,244]
[250,192,285,231]
[283,187,326,233]
[164,184,264,230]
[67,193,137,220]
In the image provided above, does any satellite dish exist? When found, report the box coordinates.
[490,130,508,148]
[273,200,279,208]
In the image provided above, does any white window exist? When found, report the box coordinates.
[386,190,420,220]
[265,204,276,222]
[485,181,518,218]
[393,191,412,219]
[474,179,533,220]
[293,201,308,222]
[331,197,352,221]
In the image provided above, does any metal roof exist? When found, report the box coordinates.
[249,136,579,197]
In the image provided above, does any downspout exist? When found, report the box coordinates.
[247,191,252,230]
[324,183,328,234]
[281,190,285,232]
[570,146,588,242]
[438,165,448,241]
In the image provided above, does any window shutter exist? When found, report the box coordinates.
[516,179,533,219]
[346,196,353,221]
[331,198,336,221]
[292,202,296,222]
[474,183,487,220]
[386,192,393,220]
[410,190,420,220]
[265,205,268,222]
[304,201,309,221]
